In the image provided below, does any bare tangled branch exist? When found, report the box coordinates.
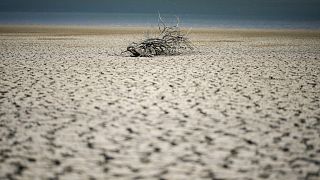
[122,14,194,57]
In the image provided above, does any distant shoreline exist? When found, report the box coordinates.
[1,25,320,38]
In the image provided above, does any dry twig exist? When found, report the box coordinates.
[122,14,193,57]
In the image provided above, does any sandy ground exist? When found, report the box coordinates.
[0,26,320,180]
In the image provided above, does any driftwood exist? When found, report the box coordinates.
[123,14,193,57]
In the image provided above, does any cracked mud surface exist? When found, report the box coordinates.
[0,28,320,180]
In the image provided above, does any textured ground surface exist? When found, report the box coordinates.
[0,27,320,180]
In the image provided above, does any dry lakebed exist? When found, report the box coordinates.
[0,26,320,180]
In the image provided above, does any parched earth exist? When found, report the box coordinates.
[0,29,320,180]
